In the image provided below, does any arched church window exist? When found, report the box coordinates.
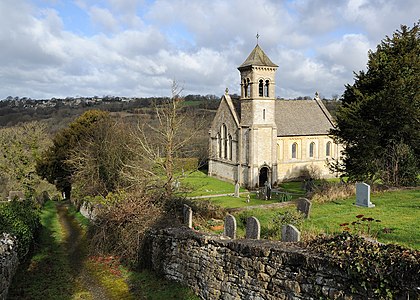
[228,134,233,160]
[259,80,264,97]
[216,133,221,158]
[309,142,315,158]
[246,79,251,98]
[222,124,228,159]
[292,142,298,159]
[243,79,247,97]
[265,80,269,97]
[326,141,332,157]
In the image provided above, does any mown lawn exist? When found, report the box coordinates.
[303,189,420,249]
[179,170,246,196]
[232,189,420,250]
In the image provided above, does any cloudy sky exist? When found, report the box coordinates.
[1,0,419,100]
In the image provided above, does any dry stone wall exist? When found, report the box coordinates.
[143,227,418,300]
[0,233,19,300]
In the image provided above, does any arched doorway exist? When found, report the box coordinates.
[259,166,269,187]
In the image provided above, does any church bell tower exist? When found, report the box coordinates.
[238,43,278,188]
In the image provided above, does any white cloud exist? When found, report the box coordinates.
[0,0,418,99]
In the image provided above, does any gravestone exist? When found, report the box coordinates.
[245,216,260,239]
[183,204,193,228]
[224,214,237,239]
[356,182,374,207]
[234,182,240,198]
[281,224,301,242]
[8,191,24,201]
[296,198,312,219]
[246,194,250,203]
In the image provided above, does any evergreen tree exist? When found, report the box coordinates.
[331,22,420,186]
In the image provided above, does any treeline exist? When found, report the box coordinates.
[0,94,221,129]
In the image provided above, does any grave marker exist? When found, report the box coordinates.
[183,204,193,228]
[296,198,312,219]
[224,214,237,239]
[234,182,240,198]
[356,182,374,208]
[281,224,301,242]
[245,216,260,239]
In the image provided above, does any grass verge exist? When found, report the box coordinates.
[7,201,78,300]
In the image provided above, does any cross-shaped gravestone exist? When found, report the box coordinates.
[183,204,193,228]
[356,182,375,208]
[224,214,237,239]
[245,216,260,239]
[296,198,312,219]
[281,224,301,242]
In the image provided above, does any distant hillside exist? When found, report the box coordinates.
[0,95,339,131]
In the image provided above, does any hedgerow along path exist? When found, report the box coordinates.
[8,201,199,300]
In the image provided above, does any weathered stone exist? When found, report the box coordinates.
[296,198,312,219]
[355,182,374,207]
[281,224,301,242]
[245,216,261,239]
[224,214,237,239]
[183,204,193,228]
[234,182,240,197]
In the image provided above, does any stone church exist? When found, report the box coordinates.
[208,44,341,188]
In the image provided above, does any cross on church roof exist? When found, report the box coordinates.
[256,33,260,45]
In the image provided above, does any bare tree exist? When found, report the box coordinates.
[127,81,205,198]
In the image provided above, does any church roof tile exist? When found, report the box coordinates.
[275,99,334,136]
[239,44,278,69]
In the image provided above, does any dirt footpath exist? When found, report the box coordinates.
[57,202,110,300]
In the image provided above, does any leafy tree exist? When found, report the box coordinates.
[331,22,420,186]
[36,110,109,198]
[0,122,53,199]
[67,117,132,199]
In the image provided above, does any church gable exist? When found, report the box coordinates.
[210,94,240,134]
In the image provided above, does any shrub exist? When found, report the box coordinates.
[310,181,356,203]
[263,209,305,240]
[0,199,40,259]
[307,232,420,298]
[87,190,163,267]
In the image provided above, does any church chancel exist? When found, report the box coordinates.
[208,43,341,188]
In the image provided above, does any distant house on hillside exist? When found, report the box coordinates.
[208,44,342,188]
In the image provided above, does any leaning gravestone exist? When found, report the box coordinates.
[245,216,260,240]
[296,198,312,219]
[281,224,301,242]
[224,214,237,239]
[356,182,375,208]
[8,191,24,201]
[234,182,240,198]
[183,204,193,228]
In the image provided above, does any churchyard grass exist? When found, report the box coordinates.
[180,170,247,196]
[232,189,420,250]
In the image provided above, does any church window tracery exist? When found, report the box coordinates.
[326,141,332,157]
[259,79,264,97]
[309,142,315,158]
[263,109,266,120]
[221,124,228,159]
[265,80,269,97]
[292,142,298,159]
[228,134,233,160]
